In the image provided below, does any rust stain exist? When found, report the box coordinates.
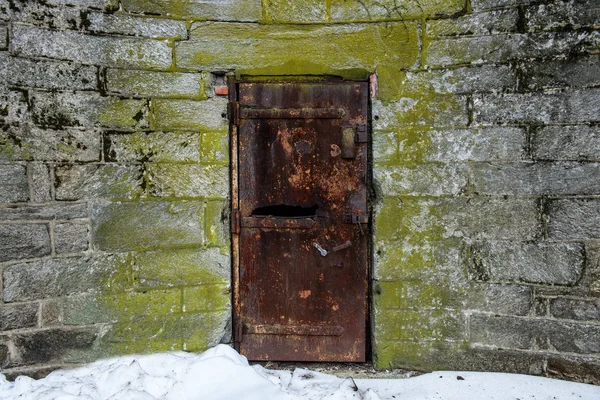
[299,290,312,299]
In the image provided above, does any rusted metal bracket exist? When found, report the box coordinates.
[241,107,345,119]
[341,127,356,159]
[228,102,240,125]
[344,213,369,224]
[247,324,345,336]
[232,209,241,234]
[355,124,368,143]
[234,317,244,350]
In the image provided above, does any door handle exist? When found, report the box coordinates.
[332,241,352,252]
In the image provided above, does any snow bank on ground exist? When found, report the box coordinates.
[1,345,598,400]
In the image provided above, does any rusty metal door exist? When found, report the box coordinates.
[229,79,369,362]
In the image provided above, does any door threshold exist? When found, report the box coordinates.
[252,361,421,379]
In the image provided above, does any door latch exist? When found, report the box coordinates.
[344,213,368,224]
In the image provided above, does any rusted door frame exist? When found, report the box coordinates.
[228,76,373,361]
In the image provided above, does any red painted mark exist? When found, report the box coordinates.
[215,85,229,96]
[369,73,378,99]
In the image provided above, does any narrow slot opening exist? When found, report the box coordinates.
[251,204,318,218]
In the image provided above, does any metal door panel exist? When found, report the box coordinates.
[231,79,369,362]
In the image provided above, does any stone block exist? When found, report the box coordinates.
[374,239,466,284]
[400,65,517,95]
[471,162,600,195]
[0,223,50,262]
[0,164,28,202]
[330,0,465,22]
[375,197,541,242]
[7,328,98,368]
[375,278,468,310]
[6,57,97,90]
[176,22,419,74]
[106,69,203,99]
[371,97,467,131]
[471,0,535,12]
[0,23,7,49]
[535,297,549,316]
[0,203,88,221]
[378,344,547,375]
[109,289,183,317]
[12,25,172,70]
[150,98,227,131]
[54,223,89,254]
[469,314,538,350]
[393,95,469,127]
[183,284,230,313]
[28,163,52,203]
[474,284,533,316]
[85,11,188,39]
[587,242,600,297]
[45,0,110,8]
[373,131,397,163]
[2,256,110,302]
[41,300,62,327]
[134,247,230,288]
[201,131,229,164]
[547,356,600,385]
[0,344,8,369]
[265,0,327,23]
[526,0,600,32]
[91,200,205,251]
[473,89,600,125]
[122,0,262,21]
[105,131,201,163]
[468,241,584,285]
[547,199,600,239]
[30,91,148,130]
[521,55,600,90]
[374,308,465,342]
[55,164,143,201]
[550,298,600,321]
[204,200,228,248]
[532,125,600,161]
[0,303,38,331]
[375,163,468,196]
[426,32,596,67]
[2,365,66,381]
[146,164,228,198]
[9,2,83,30]
[470,314,600,354]
[0,91,29,124]
[0,125,102,162]
[396,127,526,163]
[63,294,114,325]
[426,9,518,37]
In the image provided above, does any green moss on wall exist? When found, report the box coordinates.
[87,248,231,356]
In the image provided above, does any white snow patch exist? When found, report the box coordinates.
[1,345,598,400]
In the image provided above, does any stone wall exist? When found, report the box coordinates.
[0,0,598,383]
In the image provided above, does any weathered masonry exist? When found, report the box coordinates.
[0,0,599,383]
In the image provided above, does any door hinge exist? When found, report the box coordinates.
[355,124,368,143]
[344,213,369,224]
[232,209,241,234]
[234,318,243,351]
[228,102,240,125]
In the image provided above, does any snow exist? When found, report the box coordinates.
[1,345,598,400]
